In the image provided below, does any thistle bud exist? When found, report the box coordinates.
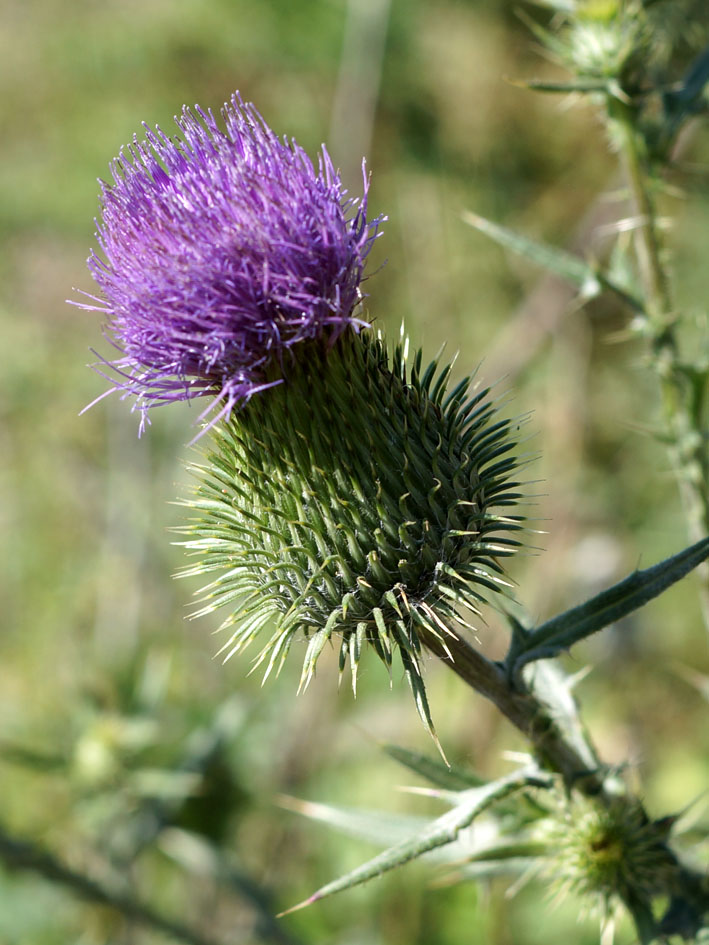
[180,328,525,742]
[543,796,676,914]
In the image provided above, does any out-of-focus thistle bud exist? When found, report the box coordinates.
[531,1,655,100]
[179,328,525,746]
[568,2,649,80]
[543,796,677,915]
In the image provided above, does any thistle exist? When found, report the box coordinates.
[179,329,525,745]
[543,796,677,917]
[78,93,381,431]
[79,90,526,744]
[66,14,709,942]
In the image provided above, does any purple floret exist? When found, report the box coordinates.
[78,93,382,432]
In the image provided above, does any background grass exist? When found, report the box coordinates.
[1,1,709,942]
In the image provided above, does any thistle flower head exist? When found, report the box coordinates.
[79,93,381,431]
[179,329,525,746]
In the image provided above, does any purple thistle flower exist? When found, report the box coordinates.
[77,93,382,432]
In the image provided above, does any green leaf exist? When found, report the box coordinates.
[278,795,431,849]
[462,211,601,296]
[382,745,486,790]
[508,538,709,676]
[522,660,602,779]
[461,840,548,864]
[277,766,552,915]
[279,797,548,890]
[430,839,549,886]
[462,211,644,311]
[521,78,613,94]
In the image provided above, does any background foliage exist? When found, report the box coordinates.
[2,0,709,942]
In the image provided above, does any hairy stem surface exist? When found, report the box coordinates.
[613,100,709,629]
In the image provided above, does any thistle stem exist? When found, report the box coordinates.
[423,627,709,942]
[615,110,672,321]
[420,627,604,794]
[612,101,709,630]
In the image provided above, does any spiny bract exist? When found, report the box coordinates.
[179,329,525,742]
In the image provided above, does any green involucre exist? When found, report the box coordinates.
[179,329,525,741]
[543,796,676,912]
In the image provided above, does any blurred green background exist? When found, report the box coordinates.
[1,0,708,942]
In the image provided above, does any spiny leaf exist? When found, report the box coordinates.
[277,795,432,849]
[277,798,545,885]
[522,660,601,778]
[460,840,549,864]
[518,77,613,94]
[462,210,643,311]
[278,766,552,915]
[508,537,709,676]
[463,211,602,295]
[382,745,486,790]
